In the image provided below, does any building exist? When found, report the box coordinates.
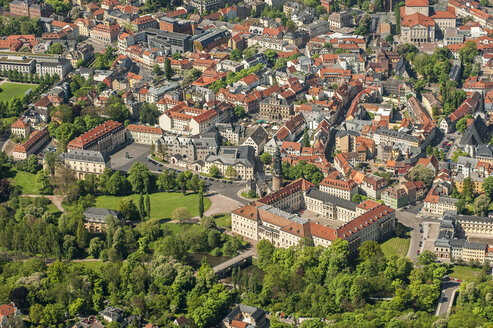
[401,13,436,44]
[259,96,294,121]
[10,118,31,138]
[127,124,164,144]
[360,173,388,199]
[132,15,158,32]
[222,304,269,328]
[231,179,395,254]
[159,103,224,136]
[304,187,359,222]
[381,187,409,209]
[145,29,193,53]
[67,120,125,154]
[9,0,52,18]
[100,307,125,323]
[204,146,256,180]
[12,127,49,160]
[91,23,120,44]
[328,11,351,29]
[35,58,72,78]
[0,56,36,74]
[57,150,110,179]
[319,171,358,201]
[84,208,124,232]
[423,193,458,216]
[242,126,268,155]
[189,0,223,14]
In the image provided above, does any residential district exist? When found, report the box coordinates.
[3,0,493,326]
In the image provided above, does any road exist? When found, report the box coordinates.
[436,281,460,317]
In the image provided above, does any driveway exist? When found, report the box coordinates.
[436,281,460,317]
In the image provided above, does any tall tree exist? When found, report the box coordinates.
[145,193,151,219]
[164,57,173,80]
[198,192,204,219]
[139,192,145,221]
[76,219,87,249]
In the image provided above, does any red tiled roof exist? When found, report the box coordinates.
[127,124,163,135]
[68,121,123,150]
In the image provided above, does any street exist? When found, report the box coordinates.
[396,209,421,261]
[436,281,460,317]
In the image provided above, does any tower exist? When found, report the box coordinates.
[272,147,283,192]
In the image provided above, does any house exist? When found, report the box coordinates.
[319,171,358,201]
[416,155,439,174]
[12,127,49,160]
[100,306,125,323]
[381,187,409,209]
[222,304,269,328]
[10,118,31,138]
[57,150,110,179]
[242,126,268,155]
[174,315,188,327]
[0,303,21,328]
[85,208,124,232]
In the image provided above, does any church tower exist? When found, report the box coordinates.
[272,147,283,192]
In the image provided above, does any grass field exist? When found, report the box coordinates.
[381,236,411,258]
[449,265,481,281]
[214,214,231,229]
[0,83,36,102]
[13,170,40,195]
[94,192,211,220]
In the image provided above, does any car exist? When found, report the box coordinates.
[158,169,162,172]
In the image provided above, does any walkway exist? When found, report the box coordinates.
[21,194,66,213]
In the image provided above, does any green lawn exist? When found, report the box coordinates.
[13,170,40,195]
[0,83,36,102]
[0,116,17,127]
[381,236,411,258]
[214,214,231,229]
[449,265,481,281]
[94,192,211,220]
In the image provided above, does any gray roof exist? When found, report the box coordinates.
[459,116,491,147]
[205,146,255,167]
[305,187,357,211]
[449,238,466,248]
[59,150,108,163]
[246,126,268,146]
[463,241,487,250]
[84,207,122,220]
[375,127,421,143]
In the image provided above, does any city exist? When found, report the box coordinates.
[0,0,493,326]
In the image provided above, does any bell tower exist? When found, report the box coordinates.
[272,147,283,191]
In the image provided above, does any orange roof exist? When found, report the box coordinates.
[68,121,123,150]
[405,0,429,6]
[402,13,435,27]
[127,124,163,135]
[11,118,29,129]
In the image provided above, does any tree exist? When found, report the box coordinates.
[198,191,204,218]
[225,166,238,179]
[260,152,272,165]
[463,176,474,202]
[456,117,469,133]
[286,19,297,32]
[355,14,371,35]
[128,162,152,193]
[359,240,384,261]
[118,197,138,220]
[88,237,105,258]
[23,154,41,173]
[76,219,87,248]
[209,165,220,178]
[182,68,202,87]
[152,64,162,76]
[164,57,173,80]
[36,170,52,194]
[483,176,493,200]
[139,192,145,221]
[44,151,57,175]
[303,128,310,147]
[407,165,435,188]
[145,193,151,219]
[417,250,437,265]
[106,171,129,196]
[474,194,489,217]
[140,103,160,125]
[48,42,64,54]
[230,49,243,61]
[233,105,246,119]
[172,207,192,222]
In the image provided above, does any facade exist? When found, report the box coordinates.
[401,13,436,44]
[242,126,268,155]
[159,103,224,136]
[319,172,358,201]
[304,188,359,222]
[259,96,294,121]
[127,124,164,144]
[12,127,49,160]
[423,193,458,216]
[57,150,110,179]
[35,59,72,78]
[84,208,124,232]
[204,146,256,180]
[91,23,121,44]
[0,56,36,74]
[67,120,126,154]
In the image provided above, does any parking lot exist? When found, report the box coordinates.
[420,221,440,255]
[37,140,58,159]
[110,142,159,172]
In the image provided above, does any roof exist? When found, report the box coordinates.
[305,187,357,211]
[405,0,429,6]
[127,124,164,135]
[68,120,123,150]
[11,118,29,129]
[401,13,435,27]
[337,204,394,239]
